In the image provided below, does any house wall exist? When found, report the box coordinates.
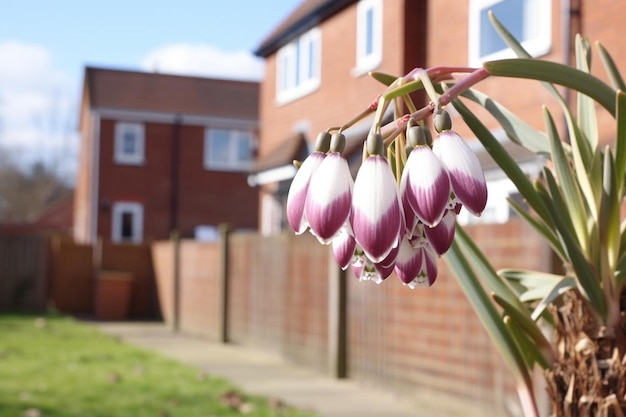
[73,104,96,243]
[258,0,426,159]
[96,119,258,242]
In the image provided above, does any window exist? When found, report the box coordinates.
[204,129,254,171]
[276,28,321,104]
[114,122,145,165]
[468,0,551,66]
[111,202,143,243]
[355,0,382,75]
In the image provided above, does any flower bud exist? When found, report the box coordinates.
[330,132,346,153]
[433,109,452,133]
[366,132,384,156]
[314,132,331,152]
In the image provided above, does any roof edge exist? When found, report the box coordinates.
[254,0,355,57]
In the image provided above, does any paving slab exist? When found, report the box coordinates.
[94,322,495,417]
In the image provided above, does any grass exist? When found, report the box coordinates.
[0,313,318,417]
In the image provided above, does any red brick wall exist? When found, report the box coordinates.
[228,232,330,372]
[258,0,425,159]
[97,119,258,242]
[151,216,550,414]
[348,218,550,413]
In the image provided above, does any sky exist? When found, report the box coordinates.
[0,0,301,180]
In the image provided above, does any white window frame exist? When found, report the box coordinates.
[203,128,254,172]
[114,122,145,165]
[468,0,551,67]
[354,0,383,76]
[111,202,143,244]
[275,28,321,104]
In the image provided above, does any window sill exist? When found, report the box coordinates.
[351,59,381,78]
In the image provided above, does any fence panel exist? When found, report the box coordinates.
[0,234,48,312]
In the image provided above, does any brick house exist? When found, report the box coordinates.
[250,0,625,234]
[74,68,259,244]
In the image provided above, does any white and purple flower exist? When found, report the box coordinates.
[351,155,403,263]
[286,151,326,234]
[433,130,487,216]
[305,152,354,244]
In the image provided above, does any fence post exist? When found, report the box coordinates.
[218,223,231,343]
[170,231,181,332]
[328,259,348,379]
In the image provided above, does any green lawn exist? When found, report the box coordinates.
[0,314,318,417]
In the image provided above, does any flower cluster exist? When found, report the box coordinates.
[286,110,487,288]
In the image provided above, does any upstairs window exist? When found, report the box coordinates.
[468,0,551,66]
[355,0,382,75]
[276,28,321,104]
[204,129,254,171]
[114,122,145,165]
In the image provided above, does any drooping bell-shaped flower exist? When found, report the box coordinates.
[305,152,354,244]
[352,255,394,284]
[394,237,423,285]
[401,145,451,227]
[424,209,456,255]
[433,130,487,216]
[351,154,403,263]
[286,152,326,234]
[400,245,438,289]
[332,227,357,270]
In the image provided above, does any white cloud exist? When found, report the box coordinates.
[140,43,264,81]
[0,41,78,180]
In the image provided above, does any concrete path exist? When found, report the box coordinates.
[94,322,490,417]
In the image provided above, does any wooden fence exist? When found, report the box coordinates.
[0,234,48,312]
[151,217,553,416]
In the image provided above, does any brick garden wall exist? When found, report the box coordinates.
[152,217,552,414]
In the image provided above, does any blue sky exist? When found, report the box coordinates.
[0,0,301,177]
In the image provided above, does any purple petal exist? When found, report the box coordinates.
[433,131,487,216]
[332,228,357,270]
[305,152,353,243]
[399,169,417,235]
[394,238,423,284]
[351,155,402,263]
[409,246,438,288]
[403,146,451,227]
[286,152,326,234]
[424,209,456,255]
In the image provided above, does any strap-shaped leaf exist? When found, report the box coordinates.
[459,88,549,155]
[600,148,620,272]
[483,59,616,116]
[452,98,552,224]
[506,197,566,260]
[445,239,534,395]
[575,35,599,149]
[615,91,626,194]
[542,169,607,320]
[530,276,578,321]
[455,226,525,311]
[543,107,589,249]
[492,293,554,368]
[596,42,626,91]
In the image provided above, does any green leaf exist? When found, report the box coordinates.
[492,293,554,368]
[542,168,607,320]
[600,148,620,272]
[452,98,552,224]
[615,91,626,193]
[596,41,626,91]
[382,79,425,101]
[445,239,534,392]
[369,71,399,87]
[575,35,599,149]
[543,107,589,249]
[455,226,525,312]
[506,197,566,260]
[529,276,578,321]
[459,88,549,155]
[483,59,616,116]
